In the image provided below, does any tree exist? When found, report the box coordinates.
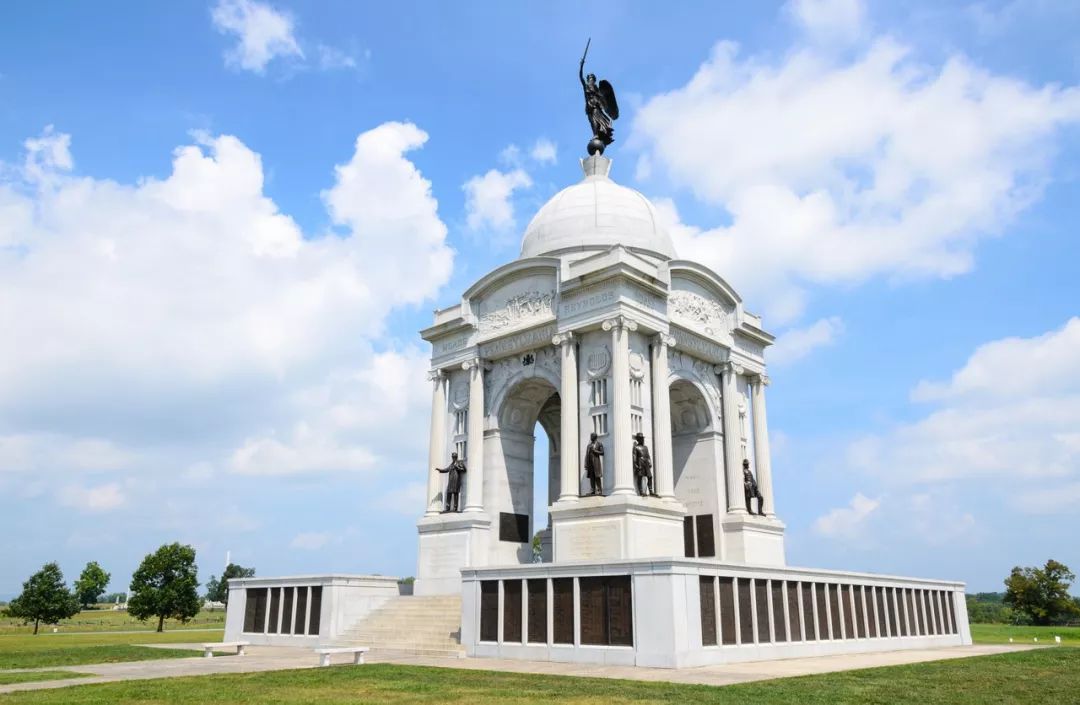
[5,562,80,634]
[128,543,201,632]
[1003,559,1080,626]
[204,563,255,605]
[74,561,111,609]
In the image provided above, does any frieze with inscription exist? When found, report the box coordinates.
[671,327,728,364]
[479,324,558,360]
[560,281,664,318]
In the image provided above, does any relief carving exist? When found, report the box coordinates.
[670,290,726,331]
[479,290,555,333]
[586,345,612,379]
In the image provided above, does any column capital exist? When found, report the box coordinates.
[427,368,446,382]
[602,315,639,333]
[461,358,490,372]
[714,361,744,377]
[652,332,677,348]
[756,373,771,387]
[551,331,575,347]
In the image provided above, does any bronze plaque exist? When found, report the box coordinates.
[889,587,902,636]
[552,578,574,645]
[281,587,293,635]
[700,576,717,646]
[874,586,887,637]
[308,586,322,636]
[268,587,281,634]
[244,587,266,632]
[579,576,607,645]
[293,587,307,635]
[683,516,695,557]
[737,578,754,644]
[935,592,945,635]
[815,584,829,639]
[695,514,716,558]
[499,513,530,543]
[786,581,801,641]
[907,589,920,636]
[527,579,547,644]
[719,577,736,645]
[944,592,957,634]
[854,586,867,638]
[755,579,771,643]
[606,576,633,647]
[840,585,854,640]
[829,585,844,639]
[801,583,816,640]
[771,581,787,642]
[480,580,498,642]
[503,580,523,643]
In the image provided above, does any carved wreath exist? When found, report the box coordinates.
[670,290,726,326]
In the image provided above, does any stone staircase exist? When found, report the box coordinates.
[338,595,465,658]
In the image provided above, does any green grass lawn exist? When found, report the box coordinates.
[0,647,1077,704]
[0,672,82,687]
[970,623,1080,645]
[0,631,223,669]
[0,609,225,636]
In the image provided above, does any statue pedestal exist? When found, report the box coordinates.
[414,512,492,596]
[719,514,786,566]
[549,495,686,563]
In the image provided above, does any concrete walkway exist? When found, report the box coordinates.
[0,643,1038,695]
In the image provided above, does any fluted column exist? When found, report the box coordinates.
[425,369,447,515]
[751,374,775,516]
[603,316,637,496]
[462,358,486,512]
[651,333,676,499]
[717,361,746,514]
[553,332,579,502]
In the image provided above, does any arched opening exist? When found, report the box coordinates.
[670,379,722,558]
[493,377,560,565]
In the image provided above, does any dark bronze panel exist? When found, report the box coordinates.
[480,580,499,642]
[854,586,867,638]
[695,514,716,558]
[944,591,957,634]
[887,587,900,637]
[867,587,878,638]
[755,579,772,643]
[552,578,574,645]
[909,589,922,636]
[527,579,547,644]
[499,513,530,543]
[815,583,829,639]
[874,586,887,637]
[268,587,281,634]
[683,516,695,557]
[579,576,607,645]
[771,581,787,642]
[308,586,322,635]
[606,576,633,647]
[293,587,307,635]
[840,585,853,640]
[828,584,842,639]
[281,587,293,635]
[700,576,717,646]
[801,582,816,640]
[244,587,266,632]
[935,592,945,635]
[503,580,523,643]
[719,577,736,645]
[738,578,754,644]
[786,581,801,641]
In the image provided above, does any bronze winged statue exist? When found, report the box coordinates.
[579,39,619,156]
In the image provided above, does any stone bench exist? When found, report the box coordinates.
[203,641,249,658]
[314,646,369,667]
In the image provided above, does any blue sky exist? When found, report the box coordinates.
[1,0,1078,598]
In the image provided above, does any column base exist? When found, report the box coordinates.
[550,494,687,562]
[720,514,786,566]
[414,513,492,595]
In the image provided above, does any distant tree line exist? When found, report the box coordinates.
[967,559,1080,626]
[2,545,254,634]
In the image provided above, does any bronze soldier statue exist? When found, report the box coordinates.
[584,432,605,496]
[435,452,467,513]
[579,39,619,155]
[632,432,656,497]
[742,458,766,516]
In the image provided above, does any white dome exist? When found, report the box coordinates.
[520,156,677,260]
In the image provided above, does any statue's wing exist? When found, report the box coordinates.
[599,80,619,120]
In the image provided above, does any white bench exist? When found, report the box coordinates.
[313,646,369,667]
[203,641,249,658]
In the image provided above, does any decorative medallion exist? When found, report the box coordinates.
[450,381,469,410]
[628,351,646,380]
[586,345,612,379]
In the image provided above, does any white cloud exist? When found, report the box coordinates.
[848,319,1080,493]
[57,483,126,512]
[289,531,331,550]
[211,0,303,73]
[0,121,452,504]
[769,316,844,366]
[377,481,427,515]
[316,44,359,71]
[463,168,532,232]
[634,35,1080,323]
[812,492,880,538]
[530,138,558,165]
[785,0,867,41]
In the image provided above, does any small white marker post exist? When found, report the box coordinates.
[1008,638,1013,643]
[1055,636,1061,644]
[1034,637,1039,642]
